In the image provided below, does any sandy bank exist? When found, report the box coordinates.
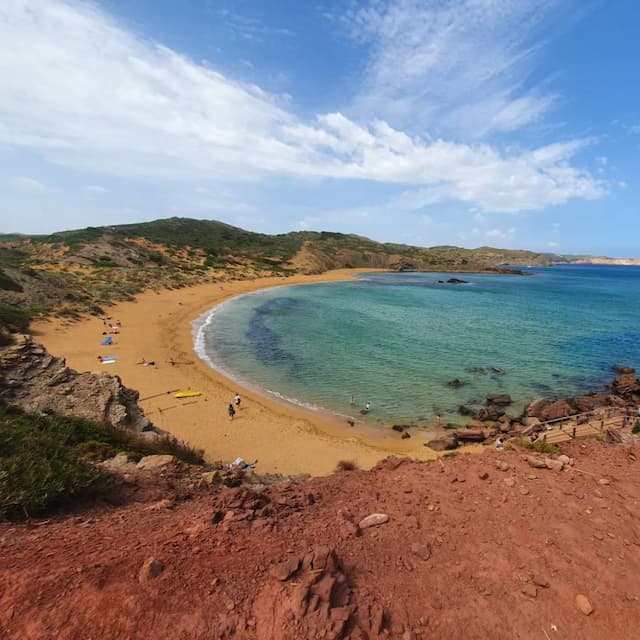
[32,269,448,475]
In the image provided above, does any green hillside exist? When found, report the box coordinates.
[0,216,561,338]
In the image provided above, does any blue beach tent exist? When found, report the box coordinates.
[101,335,113,346]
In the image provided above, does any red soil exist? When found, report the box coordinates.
[1,440,639,639]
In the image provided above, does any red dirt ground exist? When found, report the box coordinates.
[1,440,639,640]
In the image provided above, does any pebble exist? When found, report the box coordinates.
[504,477,516,488]
[410,543,432,561]
[359,513,390,529]
[519,487,530,496]
[598,478,611,486]
[479,471,490,480]
[138,558,165,583]
[575,594,594,615]
[532,576,550,588]
[496,461,510,472]
[521,584,538,598]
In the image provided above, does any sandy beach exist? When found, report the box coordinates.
[32,269,449,476]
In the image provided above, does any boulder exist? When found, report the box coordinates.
[447,378,465,388]
[487,393,512,406]
[572,393,611,413]
[613,373,640,397]
[392,424,407,433]
[612,365,635,375]
[446,278,468,284]
[476,405,504,421]
[426,435,458,451]
[453,429,486,443]
[525,398,551,418]
[458,404,475,416]
[540,400,573,422]
[137,455,176,471]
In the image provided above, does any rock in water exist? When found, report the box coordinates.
[358,513,389,529]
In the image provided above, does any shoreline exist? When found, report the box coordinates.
[32,269,455,476]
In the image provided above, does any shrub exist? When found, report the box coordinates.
[0,403,204,520]
[335,459,359,472]
[512,437,559,455]
[73,440,116,462]
[632,421,640,435]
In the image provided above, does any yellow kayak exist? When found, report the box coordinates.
[174,391,202,398]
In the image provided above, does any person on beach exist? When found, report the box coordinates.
[228,404,236,420]
[349,395,355,406]
[435,414,442,428]
[495,437,505,450]
[234,393,241,408]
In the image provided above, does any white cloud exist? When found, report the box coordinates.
[486,227,515,240]
[547,241,559,247]
[84,184,109,194]
[337,0,564,138]
[10,176,46,191]
[0,0,605,216]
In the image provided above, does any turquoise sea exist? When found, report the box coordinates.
[194,266,640,426]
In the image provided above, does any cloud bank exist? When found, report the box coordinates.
[0,0,604,214]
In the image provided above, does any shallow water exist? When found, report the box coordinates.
[196,266,640,425]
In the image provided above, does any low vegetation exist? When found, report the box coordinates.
[512,437,560,455]
[0,403,203,520]
[0,217,568,337]
[335,459,359,472]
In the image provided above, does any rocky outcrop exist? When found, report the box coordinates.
[612,372,640,397]
[0,336,154,432]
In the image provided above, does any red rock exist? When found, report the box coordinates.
[575,594,594,615]
[410,543,432,561]
[138,558,165,583]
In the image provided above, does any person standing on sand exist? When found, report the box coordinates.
[234,393,241,408]
[228,404,236,420]
[435,415,442,428]
[349,395,355,406]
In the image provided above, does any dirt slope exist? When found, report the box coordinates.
[1,440,639,639]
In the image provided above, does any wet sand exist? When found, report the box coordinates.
[32,270,449,476]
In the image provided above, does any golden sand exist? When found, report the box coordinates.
[33,270,445,476]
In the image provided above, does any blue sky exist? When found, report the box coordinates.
[0,0,638,256]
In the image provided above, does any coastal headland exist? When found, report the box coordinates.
[33,269,448,476]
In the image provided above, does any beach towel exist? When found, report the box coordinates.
[174,391,202,398]
[100,356,117,363]
[101,336,113,346]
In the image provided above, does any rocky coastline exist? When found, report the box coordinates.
[421,365,640,451]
